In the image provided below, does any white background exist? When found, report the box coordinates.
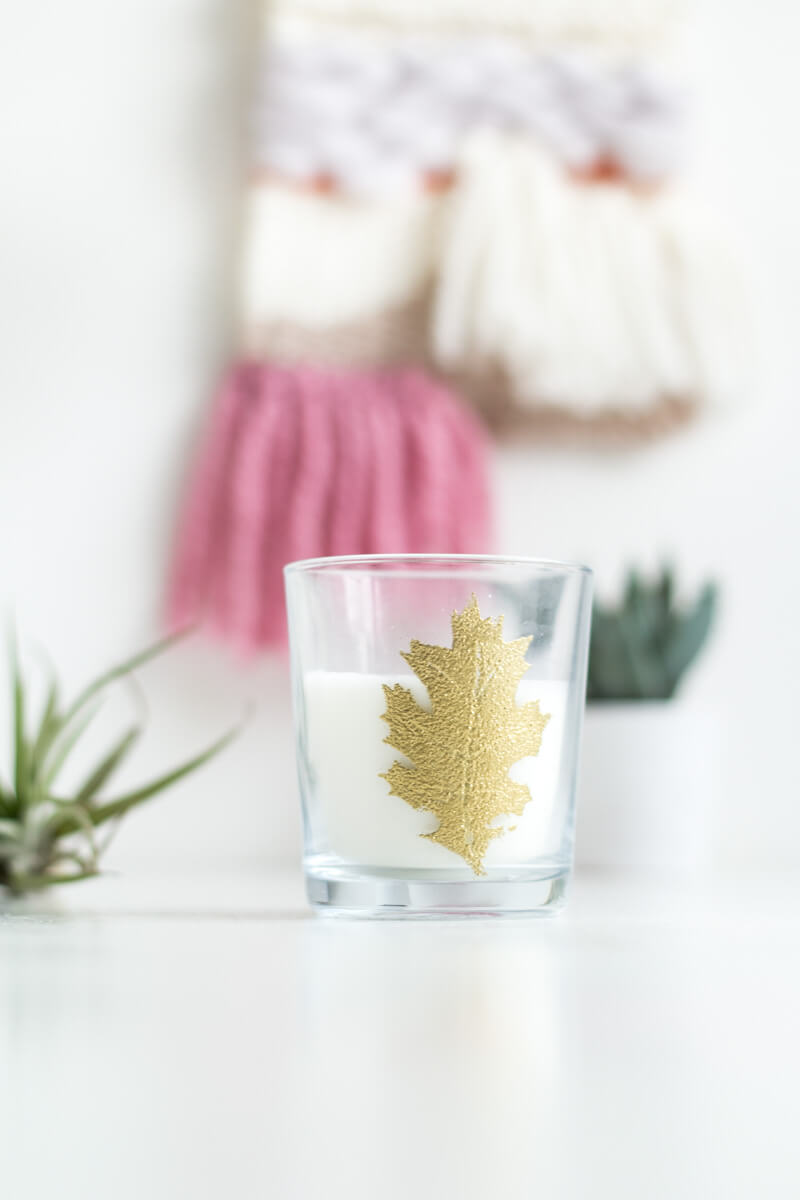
[0,0,797,870]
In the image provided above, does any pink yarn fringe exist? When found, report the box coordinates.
[167,364,491,653]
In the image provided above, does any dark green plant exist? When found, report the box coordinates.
[0,630,239,895]
[587,568,717,702]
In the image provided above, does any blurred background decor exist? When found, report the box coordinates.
[577,567,718,872]
[168,0,748,653]
[433,131,747,439]
[261,0,748,439]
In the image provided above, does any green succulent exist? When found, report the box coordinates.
[587,567,717,702]
[0,630,238,895]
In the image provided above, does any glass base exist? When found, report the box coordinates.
[304,865,570,918]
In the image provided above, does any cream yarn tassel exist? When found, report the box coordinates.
[432,133,748,418]
[241,183,443,329]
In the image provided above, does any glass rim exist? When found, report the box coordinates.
[284,553,592,577]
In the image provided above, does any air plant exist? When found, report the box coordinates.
[0,631,238,895]
[587,567,717,702]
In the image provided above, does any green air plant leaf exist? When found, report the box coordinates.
[11,631,29,805]
[0,626,237,896]
[49,722,241,839]
[380,596,550,877]
[74,726,141,804]
[39,698,104,791]
[31,676,61,769]
[57,629,189,731]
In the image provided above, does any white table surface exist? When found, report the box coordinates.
[2,866,799,1200]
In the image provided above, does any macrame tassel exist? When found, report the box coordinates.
[433,132,750,432]
[167,365,490,653]
[242,184,442,329]
[167,365,251,636]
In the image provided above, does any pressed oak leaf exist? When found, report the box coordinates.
[380,595,550,875]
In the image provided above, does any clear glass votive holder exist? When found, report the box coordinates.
[284,554,593,917]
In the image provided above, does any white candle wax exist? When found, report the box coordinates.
[303,670,569,869]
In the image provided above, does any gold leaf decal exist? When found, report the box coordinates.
[380,595,550,876]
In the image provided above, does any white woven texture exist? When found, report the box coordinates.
[241,183,443,327]
[433,133,749,414]
[254,37,687,194]
[268,0,686,44]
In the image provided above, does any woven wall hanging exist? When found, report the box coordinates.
[168,0,746,650]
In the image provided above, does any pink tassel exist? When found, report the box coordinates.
[285,369,339,569]
[167,366,251,632]
[217,367,286,647]
[363,372,410,553]
[327,372,372,555]
[440,379,492,552]
[166,364,491,653]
